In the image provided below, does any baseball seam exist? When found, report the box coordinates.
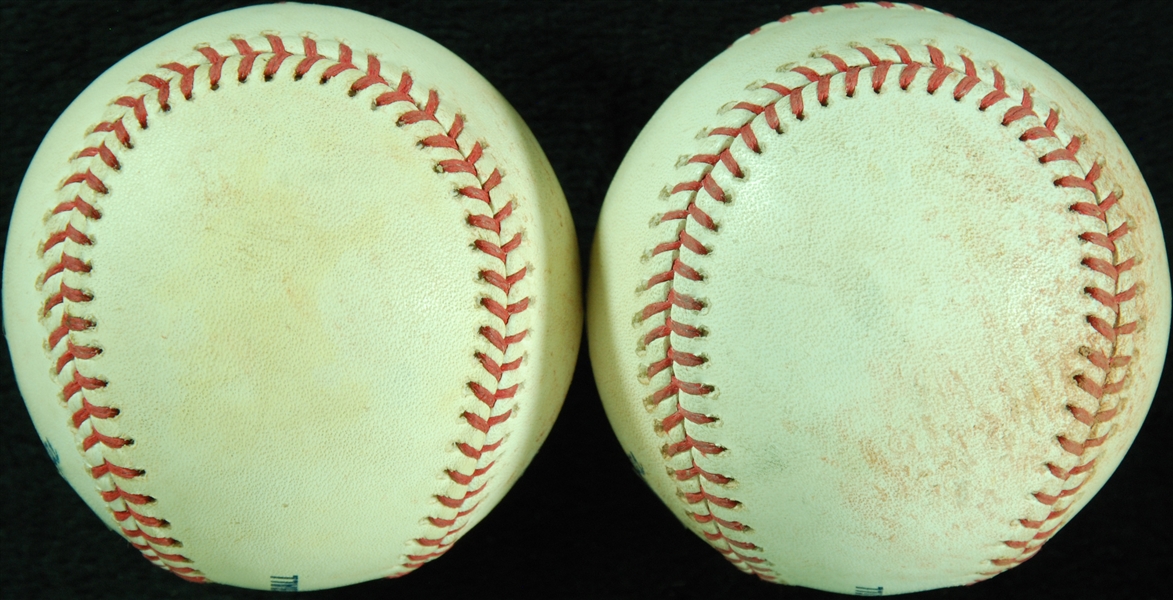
[43,79,208,583]
[379,55,529,575]
[39,34,527,583]
[643,20,1137,582]
[752,1,932,34]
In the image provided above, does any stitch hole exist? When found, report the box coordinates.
[263,73,273,82]
[209,82,219,91]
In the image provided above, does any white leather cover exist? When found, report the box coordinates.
[589,3,1169,595]
[3,3,580,591]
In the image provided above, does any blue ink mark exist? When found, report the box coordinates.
[42,438,60,468]
[854,586,883,596]
[270,575,298,592]
[626,450,646,479]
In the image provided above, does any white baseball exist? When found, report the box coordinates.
[3,3,580,591]
[588,2,1169,595]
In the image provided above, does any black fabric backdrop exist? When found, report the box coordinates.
[1,1,1169,599]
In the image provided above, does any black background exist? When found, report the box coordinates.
[1,1,1169,599]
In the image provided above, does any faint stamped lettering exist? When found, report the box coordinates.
[270,575,298,592]
[626,450,646,480]
[42,438,60,469]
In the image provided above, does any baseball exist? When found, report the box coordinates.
[2,2,579,591]
[588,2,1169,596]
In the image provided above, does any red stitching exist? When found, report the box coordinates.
[646,37,1139,582]
[99,484,151,506]
[353,48,526,575]
[644,88,772,574]
[113,505,167,527]
[261,35,293,80]
[39,33,529,582]
[983,98,1134,571]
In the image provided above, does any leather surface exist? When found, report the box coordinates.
[589,3,1170,595]
[2,2,581,591]
[1,2,1170,599]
